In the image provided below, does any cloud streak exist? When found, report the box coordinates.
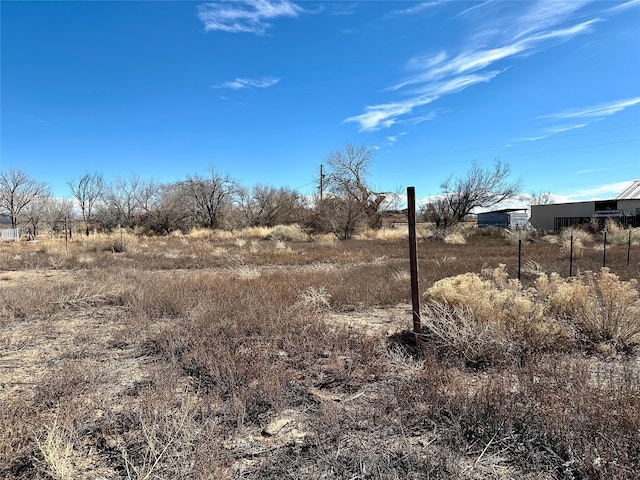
[562,180,634,201]
[211,77,280,90]
[538,97,640,120]
[346,2,600,132]
[197,0,303,34]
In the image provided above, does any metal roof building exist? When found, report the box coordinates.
[530,180,640,231]
[616,179,640,200]
[477,208,528,229]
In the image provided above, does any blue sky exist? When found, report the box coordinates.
[1,0,639,205]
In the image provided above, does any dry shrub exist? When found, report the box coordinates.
[124,271,220,318]
[186,227,213,240]
[263,224,309,242]
[239,226,272,238]
[0,398,39,479]
[355,228,406,242]
[471,226,505,239]
[536,268,640,351]
[119,390,220,480]
[605,221,640,246]
[416,223,436,238]
[206,229,234,240]
[423,265,569,366]
[71,232,138,253]
[562,238,584,258]
[561,227,593,244]
[504,228,528,245]
[297,285,332,310]
[314,233,338,246]
[443,232,466,244]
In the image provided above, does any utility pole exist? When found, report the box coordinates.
[319,164,324,201]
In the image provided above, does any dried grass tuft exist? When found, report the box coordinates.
[536,268,640,351]
[443,232,466,244]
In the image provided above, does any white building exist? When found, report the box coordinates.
[530,180,640,231]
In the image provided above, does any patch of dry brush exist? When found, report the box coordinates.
[0,232,638,479]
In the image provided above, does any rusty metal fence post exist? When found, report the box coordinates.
[407,187,421,339]
[569,228,574,277]
[628,227,632,266]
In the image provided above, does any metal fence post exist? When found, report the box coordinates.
[517,228,522,282]
[407,187,421,339]
[628,227,632,266]
[569,229,574,277]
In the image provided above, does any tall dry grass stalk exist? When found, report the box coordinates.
[35,417,74,480]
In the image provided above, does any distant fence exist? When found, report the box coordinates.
[0,229,19,241]
[554,216,640,231]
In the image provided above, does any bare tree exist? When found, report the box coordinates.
[424,160,521,229]
[237,184,303,227]
[0,168,50,229]
[136,178,161,216]
[319,143,388,238]
[134,182,189,234]
[182,167,236,230]
[530,190,554,205]
[102,175,144,228]
[42,197,75,235]
[68,173,104,235]
[21,193,51,238]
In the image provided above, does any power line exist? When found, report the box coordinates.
[375,123,640,165]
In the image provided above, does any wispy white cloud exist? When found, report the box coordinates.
[211,76,280,90]
[347,2,600,132]
[538,97,640,120]
[457,0,496,18]
[562,180,634,201]
[345,96,437,132]
[197,0,303,34]
[517,123,588,142]
[346,71,500,132]
[387,1,446,17]
[605,0,640,14]
[385,132,407,146]
[326,2,358,17]
[509,0,593,41]
[545,123,589,134]
[520,97,640,143]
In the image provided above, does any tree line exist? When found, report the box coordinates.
[0,144,521,239]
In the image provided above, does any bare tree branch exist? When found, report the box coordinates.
[0,168,50,229]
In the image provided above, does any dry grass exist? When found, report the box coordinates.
[356,227,407,241]
[606,221,640,246]
[0,233,638,479]
[443,232,466,244]
[537,268,640,351]
[561,227,594,244]
[562,237,585,258]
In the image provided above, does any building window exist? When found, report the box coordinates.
[595,200,617,211]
